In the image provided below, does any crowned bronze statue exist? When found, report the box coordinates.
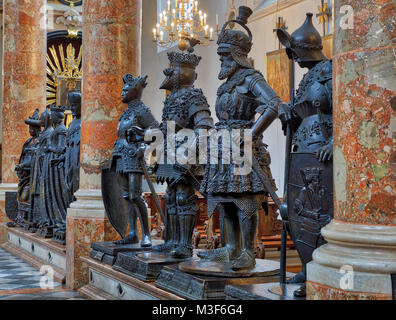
[8,109,41,229]
[101,74,159,249]
[249,13,333,297]
[196,6,285,271]
[152,43,214,259]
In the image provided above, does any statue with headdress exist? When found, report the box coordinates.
[64,91,81,201]
[251,13,334,297]
[7,109,41,229]
[197,6,286,271]
[101,74,159,248]
[152,42,214,259]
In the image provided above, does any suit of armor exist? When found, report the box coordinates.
[255,13,334,297]
[106,74,159,247]
[198,7,284,271]
[153,50,214,259]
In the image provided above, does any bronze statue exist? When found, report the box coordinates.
[8,109,41,228]
[102,74,159,247]
[153,45,214,259]
[253,13,333,297]
[198,6,285,271]
[65,91,81,201]
[36,109,55,237]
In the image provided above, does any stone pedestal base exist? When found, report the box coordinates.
[307,220,396,300]
[66,189,120,290]
[113,251,189,282]
[155,261,282,300]
[78,257,183,300]
[90,240,163,266]
[225,282,303,300]
[2,224,66,283]
[0,184,18,244]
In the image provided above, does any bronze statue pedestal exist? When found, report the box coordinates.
[113,251,191,282]
[225,282,304,300]
[90,240,162,266]
[155,259,283,300]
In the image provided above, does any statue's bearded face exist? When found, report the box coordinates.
[218,52,239,80]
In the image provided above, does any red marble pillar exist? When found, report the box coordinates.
[66,0,142,289]
[0,0,47,242]
[307,0,396,300]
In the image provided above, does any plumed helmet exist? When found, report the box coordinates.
[217,6,254,69]
[277,13,326,62]
[25,108,41,127]
[123,74,148,88]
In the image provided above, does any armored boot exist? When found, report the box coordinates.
[197,211,241,262]
[231,211,257,271]
[135,196,152,247]
[287,264,306,284]
[152,214,178,252]
[294,283,306,298]
[114,203,139,245]
[172,214,196,258]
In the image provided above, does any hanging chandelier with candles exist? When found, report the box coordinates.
[152,0,218,52]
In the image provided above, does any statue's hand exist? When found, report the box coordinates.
[278,103,292,135]
[135,145,146,159]
[315,142,333,162]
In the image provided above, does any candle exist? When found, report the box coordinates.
[204,25,208,37]
[160,31,164,42]
[204,13,207,25]
[172,8,176,17]
[171,22,175,32]
[168,0,171,11]
[164,15,168,26]
[216,14,219,28]
[210,27,213,40]
[153,28,157,41]
[159,12,163,24]
[195,1,198,11]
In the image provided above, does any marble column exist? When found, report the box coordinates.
[66,0,142,289]
[0,0,47,243]
[307,0,396,300]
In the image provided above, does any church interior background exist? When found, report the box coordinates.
[0,0,394,301]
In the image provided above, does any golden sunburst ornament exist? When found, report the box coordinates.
[47,43,82,127]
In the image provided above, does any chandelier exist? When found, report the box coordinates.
[152,0,218,52]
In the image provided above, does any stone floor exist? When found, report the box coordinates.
[0,248,84,300]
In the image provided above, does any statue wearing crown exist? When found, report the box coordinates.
[251,13,334,297]
[101,74,159,249]
[197,6,286,271]
[152,44,214,259]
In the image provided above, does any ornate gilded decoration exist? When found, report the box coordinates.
[46,43,82,127]
[316,0,332,36]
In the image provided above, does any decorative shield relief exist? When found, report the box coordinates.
[287,152,333,264]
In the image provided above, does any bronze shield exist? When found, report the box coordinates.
[287,152,333,265]
[101,168,129,238]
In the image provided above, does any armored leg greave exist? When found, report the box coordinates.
[231,210,257,270]
[197,203,241,262]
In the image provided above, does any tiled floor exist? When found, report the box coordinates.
[0,248,85,300]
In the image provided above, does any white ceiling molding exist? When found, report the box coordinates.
[248,0,305,23]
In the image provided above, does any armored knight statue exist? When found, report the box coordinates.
[102,74,159,248]
[253,13,333,297]
[65,91,82,202]
[198,6,286,271]
[8,109,41,228]
[153,44,214,259]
